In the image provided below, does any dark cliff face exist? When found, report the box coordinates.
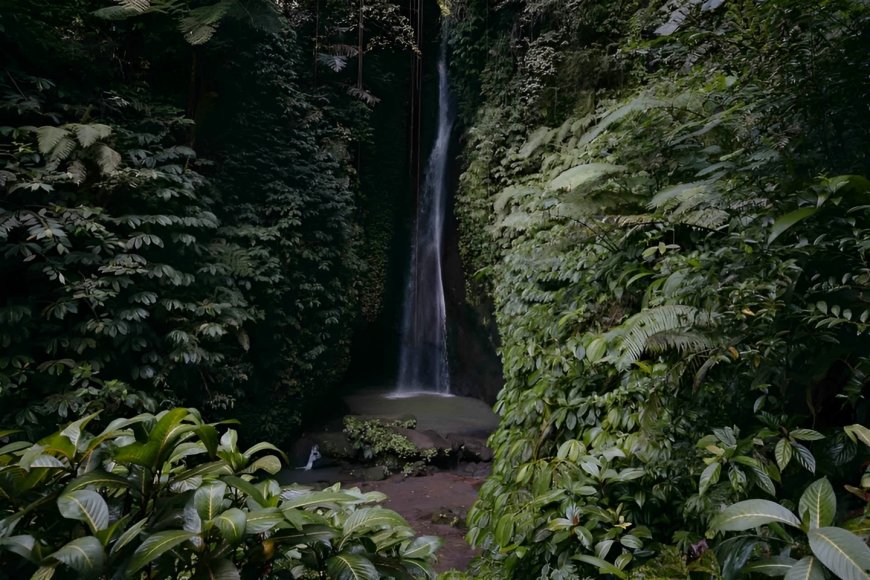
[442,129,503,404]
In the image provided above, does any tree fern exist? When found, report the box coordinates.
[179,0,234,45]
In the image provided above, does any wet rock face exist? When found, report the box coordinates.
[441,148,504,404]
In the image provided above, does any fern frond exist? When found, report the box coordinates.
[612,214,659,226]
[493,185,536,215]
[179,0,234,44]
[70,124,112,148]
[49,137,77,163]
[94,144,122,174]
[615,305,715,369]
[347,86,381,105]
[547,163,625,192]
[318,53,347,73]
[579,95,668,147]
[326,44,360,57]
[648,181,711,210]
[674,209,729,229]
[518,127,554,159]
[94,0,154,20]
[645,331,713,355]
[35,126,69,155]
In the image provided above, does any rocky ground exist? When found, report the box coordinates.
[279,389,499,573]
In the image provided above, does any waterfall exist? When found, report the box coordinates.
[395,33,453,396]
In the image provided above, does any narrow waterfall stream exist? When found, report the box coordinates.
[395,34,453,396]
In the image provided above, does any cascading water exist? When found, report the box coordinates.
[395,33,453,396]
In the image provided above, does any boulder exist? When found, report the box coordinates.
[446,433,493,462]
[357,466,388,481]
[393,427,442,452]
[420,429,451,450]
[308,431,356,460]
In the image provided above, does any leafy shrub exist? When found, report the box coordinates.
[709,456,870,579]
[448,0,870,576]
[343,416,438,475]
[0,408,440,578]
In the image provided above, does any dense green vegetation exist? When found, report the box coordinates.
[447,0,870,577]
[0,408,440,577]
[3,0,870,578]
[0,0,417,443]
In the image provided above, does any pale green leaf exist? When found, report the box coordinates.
[710,500,800,532]
[127,531,195,573]
[784,556,826,580]
[768,207,819,244]
[194,480,227,521]
[799,478,836,529]
[807,527,870,580]
[326,552,379,580]
[214,508,246,544]
[57,490,109,533]
[50,536,105,577]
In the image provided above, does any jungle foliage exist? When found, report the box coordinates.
[447,0,870,577]
[0,0,415,444]
[0,408,440,578]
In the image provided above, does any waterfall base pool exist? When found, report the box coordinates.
[344,388,498,436]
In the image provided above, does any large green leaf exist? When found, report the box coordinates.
[699,462,721,495]
[281,489,356,510]
[37,432,76,460]
[150,408,199,466]
[214,508,246,544]
[128,530,195,573]
[222,475,268,506]
[400,536,442,559]
[744,556,797,577]
[798,478,836,529]
[775,438,793,471]
[194,480,227,521]
[844,424,870,448]
[57,490,109,532]
[244,508,284,534]
[573,554,629,579]
[326,552,380,580]
[768,207,819,244]
[242,455,282,475]
[710,500,800,532]
[343,507,408,538]
[174,460,233,483]
[50,536,105,578]
[272,524,335,544]
[59,412,101,449]
[807,527,870,580]
[784,556,826,580]
[109,518,148,556]
[242,442,287,461]
[112,441,159,470]
[194,424,219,457]
[0,535,35,561]
[64,471,131,493]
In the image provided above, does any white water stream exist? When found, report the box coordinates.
[395,34,453,396]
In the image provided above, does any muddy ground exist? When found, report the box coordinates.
[350,469,489,573]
